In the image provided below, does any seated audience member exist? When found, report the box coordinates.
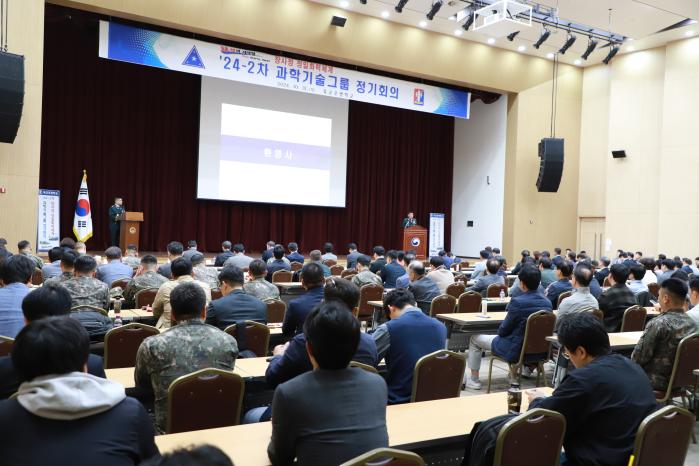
[594,256,611,286]
[122,254,168,310]
[369,246,387,275]
[538,257,557,288]
[688,277,699,324]
[191,253,220,290]
[351,254,383,288]
[62,255,110,311]
[346,243,361,269]
[286,242,305,264]
[74,242,87,255]
[17,240,43,269]
[556,265,599,329]
[382,250,407,289]
[243,259,281,302]
[671,269,689,283]
[656,259,676,285]
[632,278,699,392]
[205,265,267,330]
[44,250,78,286]
[307,250,331,277]
[0,237,10,258]
[426,255,454,294]
[0,317,158,465]
[261,241,276,263]
[627,263,649,295]
[577,261,603,299]
[597,263,636,332]
[96,246,134,286]
[407,261,441,315]
[439,249,454,269]
[122,244,140,268]
[60,237,77,251]
[467,258,505,297]
[321,242,337,262]
[510,249,530,276]
[372,289,446,404]
[41,246,63,281]
[152,257,212,330]
[545,260,573,309]
[509,258,540,298]
[527,313,657,466]
[214,241,234,267]
[470,250,490,280]
[267,301,388,465]
[694,257,699,275]
[681,257,694,275]
[142,445,232,466]
[223,243,254,269]
[157,241,184,279]
[0,283,106,399]
[136,282,238,434]
[395,253,415,289]
[282,263,325,336]
[640,257,658,285]
[182,240,199,260]
[466,265,552,390]
[266,245,291,281]
[0,255,34,338]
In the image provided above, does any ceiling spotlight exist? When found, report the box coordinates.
[533,28,551,49]
[426,1,443,21]
[487,37,496,44]
[517,45,526,52]
[419,20,427,28]
[395,0,409,13]
[546,52,554,59]
[381,10,390,18]
[627,46,635,52]
[603,45,619,65]
[559,33,577,54]
[340,0,349,7]
[507,31,520,41]
[581,37,598,60]
[574,59,582,65]
[686,30,695,37]
[462,11,475,31]
[454,29,463,36]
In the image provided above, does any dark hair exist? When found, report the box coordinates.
[629,264,646,281]
[554,247,562,255]
[521,249,531,259]
[357,255,371,267]
[219,265,245,286]
[303,301,360,370]
[171,257,193,278]
[347,243,357,250]
[170,282,206,321]
[105,246,122,260]
[48,246,63,263]
[518,264,541,291]
[558,312,610,357]
[142,445,233,466]
[187,240,197,248]
[222,241,232,250]
[74,255,97,274]
[438,250,446,257]
[397,250,405,262]
[557,260,573,277]
[485,258,500,275]
[640,257,655,271]
[22,283,72,321]
[273,245,285,260]
[167,241,184,255]
[323,242,333,253]
[662,259,676,270]
[373,245,385,256]
[683,257,692,265]
[492,247,501,254]
[609,263,629,284]
[59,237,76,249]
[248,259,267,278]
[387,250,399,261]
[0,254,34,284]
[479,249,489,259]
[430,256,444,268]
[573,265,593,287]
[301,263,325,287]
[288,242,298,252]
[190,253,206,266]
[309,250,322,261]
[384,288,416,309]
[141,254,159,266]
[689,277,699,294]
[599,256,611,267]
[233,243,245,253]
[539,257,552,269]
[12,317,90,382]
[409,261,426,277]
[59,249,78,268]
[17,240,30,250]
[324,277,360,309]
[671,269,689,282]
[404,253,415,266]
[658,254,667,261]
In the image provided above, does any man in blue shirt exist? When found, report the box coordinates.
[382,250,405,289]
[470,250,490,280]
[266,245,291,282]
[41,246,63,281]
[96,246,134,286]
[346,243,362,270]
[0,255,34,338]
[286,242,304,264]
[282,263,325,336]
[395,253,415,289]
[439,250,454,269]
[214,241,234,267]
[545,260,574,309]
[465,264,552,390]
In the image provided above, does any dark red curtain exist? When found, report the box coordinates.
[40,7,454,253]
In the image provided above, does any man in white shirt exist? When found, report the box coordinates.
[321,243,338,262]
[470,250,490,280]
[627,264,649,295]
[640,258,658,286]
[688,277,699,324]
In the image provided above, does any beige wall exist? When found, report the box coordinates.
[0,0,44,251]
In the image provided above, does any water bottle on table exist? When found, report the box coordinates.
[113,299,123,327]
[499,289,506,301]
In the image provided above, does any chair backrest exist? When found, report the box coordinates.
[271,270,293,283]
[211,289,223,301]
[590,309,604,322]
[349,361,378,374]
[341,268,356,278]
[428,294,457,317]
[290,261,303,272]
[657,332,699,403]
[103,323,159,369]
[356,283,384,320]
[224,321,270,357]
[411,350,466,403]
[556,290,573,308]
[620,305,647,332]
[459,261,470,270]
[486,283,508,298]
[71,305,108,316]
[630,405,694,466]
[457,291,482,313]
[647,282,660,299]
[446,282,465,299]
[167,368,244,434]
[603,276,611,287]
[31,268,43,286]
[340,448,425,466]
[323,259,337,267]
[518,311,556,364]
[493,409,566,466]
[0,336,14,357]
[110,278,129,290]
[266,299,286,324]
[330,265,344,276]
[135,288,159,308]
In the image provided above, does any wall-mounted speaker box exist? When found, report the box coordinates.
[536,137,564,193]
[0,51,25,144]
[611,150,626,158]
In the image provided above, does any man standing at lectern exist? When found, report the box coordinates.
[108,197,125,247]
[402,211,417,229]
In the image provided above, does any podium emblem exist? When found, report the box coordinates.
[410,237,421,247]
[129,227,137,234]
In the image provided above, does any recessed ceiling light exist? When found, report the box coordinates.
[340,0,349,8]
[381,10,390,18]
[454,29,463,36]
[627,46,635,52]
[686,30,695,37]
[487,38,496,44]
[419,20,427,28]
[546,52,554,59]
[574,59,582,65]
[517,45,526,52]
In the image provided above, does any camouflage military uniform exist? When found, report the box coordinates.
[43,271,73,287]
[122,255,141,268]
[243,277,280,302]
[20,252,43,270]
[61,275,110,310]
[134,319,239,433]
[152,275,212,329]
[352,270,383,288]
[631,309,699,391]
[122,271,168,309]
[193,264,220,291]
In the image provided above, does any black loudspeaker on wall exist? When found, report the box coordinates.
[536,137,564,193]
[0,51,25,144]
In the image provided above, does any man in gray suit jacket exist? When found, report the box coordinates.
[467,259,505,297]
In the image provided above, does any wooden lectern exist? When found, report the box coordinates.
[402,225,428,260]
[119,211,144,252]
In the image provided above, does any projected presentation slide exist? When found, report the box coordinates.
[198,78,348,207]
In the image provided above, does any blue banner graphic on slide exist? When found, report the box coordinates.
[98,21,470,119]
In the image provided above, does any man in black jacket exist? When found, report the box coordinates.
[597,263,636,332]
[205,266,267,332]
[526,313,656,466]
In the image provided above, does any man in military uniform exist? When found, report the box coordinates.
[352,255,383,289]
[108,197,125,247]
[44,250,78,286]
[402,211,417,229]
[123,244,141,268]
[135,282,238,434]
[122,254,168,309]
[191,253,220,291]
[152,257,211,330]
[61,255,110,310]
[17,240,43,270]
[243,259,280,302]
